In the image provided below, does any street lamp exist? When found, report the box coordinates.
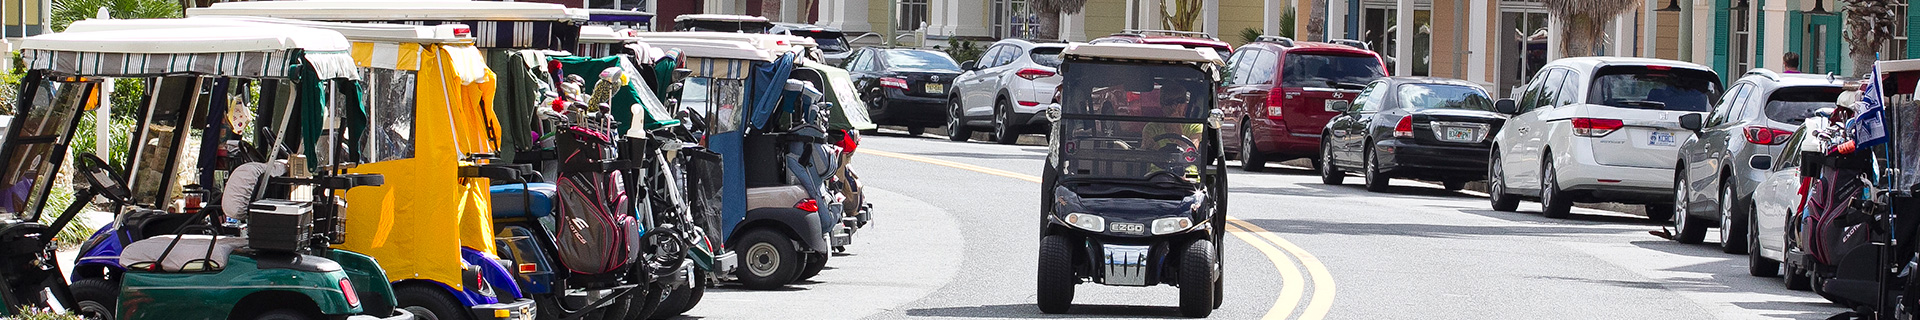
[1656,0,1683,12]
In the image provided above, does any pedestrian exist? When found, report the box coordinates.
[1785,52,1802,74]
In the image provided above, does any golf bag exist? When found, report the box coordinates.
[551,125,643,275]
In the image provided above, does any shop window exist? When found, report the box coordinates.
[994,0,1039,39]
[898,0,929,31]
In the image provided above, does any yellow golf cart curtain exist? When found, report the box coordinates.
[337,42,501,291]
[21,48,359,79]
[684,56,751,80]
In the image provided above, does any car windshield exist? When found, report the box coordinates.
[1057,61,1212,183]
[884,50,962,71]
[1397,84,1495,111]
[1585,66,1721,112]
[790,31,849,52]
[1766,86,1843,124]
[1030,47,1064,67]
[1280,53,1385,88]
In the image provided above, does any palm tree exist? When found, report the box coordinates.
[51,0,182,32]
[1032,0,1088,40]
[1161,0,1201,31]
[1843,0,1901,74]
[1541,0,1642,57]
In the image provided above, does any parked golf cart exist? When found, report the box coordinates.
[10,18,410,320]
[1036,43,1229,318]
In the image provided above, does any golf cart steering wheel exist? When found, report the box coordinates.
[73,153,131,204]
[1149,133,1200,158]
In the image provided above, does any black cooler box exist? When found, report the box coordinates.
[249,199,314,253]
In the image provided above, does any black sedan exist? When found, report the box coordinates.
[1318,77,1505,192]
[843,47,963,135]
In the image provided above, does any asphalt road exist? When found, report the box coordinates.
[680,131,1849,320]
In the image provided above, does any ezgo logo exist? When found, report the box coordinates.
[1110,222,1145,235]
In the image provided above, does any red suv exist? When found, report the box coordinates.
[1088,29,1232,58]
[1218,37,1386,171]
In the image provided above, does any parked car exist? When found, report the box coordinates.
[673,14,773,33]
[1674,69,1844,252]
[948,39,1066,144]
[1216,37,1386,171]
[773,22,853,64]
[1089,29,1232,59]
[1319,77,1504,192]
[1749,125,1824,289]
[844,47,963,135]
[1486,57,1722,220]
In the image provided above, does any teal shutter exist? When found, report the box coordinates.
[1910,1,1920,58]
[1714,0,1731,83]
[1788,10,1803,64]
[1757,1,1768,67]
[1824,15,1844,72]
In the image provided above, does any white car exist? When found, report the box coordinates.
[1486,57,1723,219]
[948,39,1065,144]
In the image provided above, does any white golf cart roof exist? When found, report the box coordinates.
[130,16,474,44]
[673,14,768,23]
[22,18,358,79]
[188,0,588,22]
[642,37,775,61]
[580,26,636,44]
[635,32,811,56]
[1062,43,1222,65]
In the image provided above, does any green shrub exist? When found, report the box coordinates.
[5,307,82,320]
[941,38,985,65]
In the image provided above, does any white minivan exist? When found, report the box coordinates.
[1486,57,1723,219]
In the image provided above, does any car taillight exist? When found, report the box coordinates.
[1264,91,1286,120]
[338,278,360,307]
[795,199,820,212]
[1571,118,1625,137]
[1016,68,1056,80]
[1745,126,1794,145]
[880,77,908,90]
[1394,117,1414,138]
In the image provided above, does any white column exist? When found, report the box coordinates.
[1264,0,1281,35]
[1063,9,1088,41]
[1546,14,1563,59]
[1203,0,1219,34]
[1468,0,1489,85]
[928,0,956,36]
[820,0,873,34]
[1395,0,1413,75]
[1612,12,1633,56]
[1139,0,1161,29]
[952,0,987,37]
[1642,0,1657,57]
[1763,0,1789,70]
[1691,0,1712,63]
[1328,0,1347,39]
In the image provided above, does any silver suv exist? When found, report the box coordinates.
[1673,69,1844,252]
[948,39,1066,144]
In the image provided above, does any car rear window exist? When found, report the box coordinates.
[799,32,849,52]
[884,50,962,71]
[1397,84,1494,111]
[1279,53,1385,88]
[1584,66,1721,112]
[1765,86,1843,124]
[1030,47,1064,67]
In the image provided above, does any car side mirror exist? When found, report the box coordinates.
[961,60,977,71]
[1329,100,1352,113]
[1679,113,1703,132]
[1045,103,1063,122]
[1207,109,1224,129]
[1494,99,1518,115]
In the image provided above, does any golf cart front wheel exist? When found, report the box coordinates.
[1036,235,1076,314]
[396,284,474,320]
[70,277,117,320]
[651,272,707,319]
[736,229,801,290]
[1180,239,1217,318]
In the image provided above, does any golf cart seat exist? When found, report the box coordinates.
[490,183,558,219]
[120,234,247,272]
[747,185,809,210]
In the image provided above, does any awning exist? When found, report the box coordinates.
[22,48,360,80]
[380,20,579,50]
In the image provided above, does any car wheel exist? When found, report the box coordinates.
[1363,145,1389,192]
[736,229,802,290]
[1719,179,1750,254]
[253,309,316,320]
[1749,202,1781,277]
[947,98,972,142]
[1785,263,1813,290]
[1036,235,1076,314]
[906,126,925,136]
[1540,156,1572,219]
[397,285,474,320]
[1240,123,1266,172]
[70,277,116,320]
[1489,150,1520,212]
[1318,140,1344,185]
[1672,167,1708,244]
[1178,239,1217,318]
[993,99,1019,145]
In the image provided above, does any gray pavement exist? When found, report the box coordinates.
[675,131,1849,320]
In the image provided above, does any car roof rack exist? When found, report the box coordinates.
[1744,68,1781,80]
[1328,39,1368,50]
[1254,35,1294,47]
[1115,29,1219,40]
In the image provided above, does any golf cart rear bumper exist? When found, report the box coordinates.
[346,308,415,320]
[469,298,536,320]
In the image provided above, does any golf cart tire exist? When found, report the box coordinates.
[1036,235,1076,314]
[70,277,116,320]
[797,252,829,281]
[253,309,317,320]
[650,272,706,319]
[1180,239,1216,318]
[395,285,473,320]
[735,229,802,290]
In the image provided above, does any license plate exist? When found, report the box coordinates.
[923,83,945,94]
[1323,100,1341,112]
[1109,222,1145,235]
[1649,131,1676,146]
[1444,127,1475,141]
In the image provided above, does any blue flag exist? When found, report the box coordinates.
[1855,63,1891,147]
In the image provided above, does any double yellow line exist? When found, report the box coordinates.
[863,149,1337,319]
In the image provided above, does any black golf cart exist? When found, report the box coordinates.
[1036,43,1229,318]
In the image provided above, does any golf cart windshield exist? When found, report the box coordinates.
[1057,61,1211,184]
[0,77,94,220]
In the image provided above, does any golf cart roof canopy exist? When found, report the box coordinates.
[585,9,653,23]
[167,16,475,43]
[580,25,636,44]
[641,37,775,61]
[189,0,588,22]
[673,14,768,23]
[637,32,814,48]
[24,18,359,79]
[1063,43,1222,66]
[635,32,811,60]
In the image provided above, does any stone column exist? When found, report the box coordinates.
[1469,0,1489,85]
[1063,9,1088,41]
[1396,0,1414,75]
[1762,0,1788,70]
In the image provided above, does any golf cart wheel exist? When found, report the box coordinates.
[1786,264,1813,290]
[797,252,829,281]
[736,229,801,290]
[651,272,707,319]
[1179,239,1217,318]
[1036,235,1076,314]
[396,285,474,320]
[1443,180,1467,191]
[253,309,317,320]
[907,126,926,136]
[70,277,117,320]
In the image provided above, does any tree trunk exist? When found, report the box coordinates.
[1038,7,1063,40]
[1559,14,1609,58]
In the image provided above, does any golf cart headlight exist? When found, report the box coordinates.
[1150,217,1194,235]
[1064,213,1105,232]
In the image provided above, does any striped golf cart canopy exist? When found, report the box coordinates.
[189,0,587,50]
[22,18,357,79]
[175,16,492,84]
[638,37,781,80]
